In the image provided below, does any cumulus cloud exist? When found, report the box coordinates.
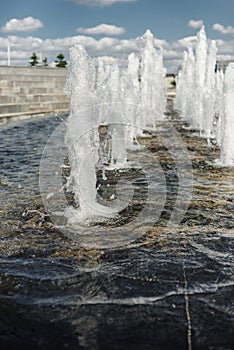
[213,23,234,35]
[0,32,176,71]
[176,36,197,47]
[163,50,181,60]
[1,16,43,33]
[72,0,136,6]
[96,55,117,64]
[188,19,204,29]
[1,28,234,73]
[77,23,125,36]
[215,39,234,54]
[0,34,137,66]
[154,38,168,48]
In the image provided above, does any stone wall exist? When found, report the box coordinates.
[0,66,70,123]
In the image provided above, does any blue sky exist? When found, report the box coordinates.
[1,0,234,71]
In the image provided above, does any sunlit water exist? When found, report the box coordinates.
[0,113,233,349]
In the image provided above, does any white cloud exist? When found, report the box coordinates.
[213,23,234,35]
[154,38,168,48]
[216,39,234,54]
[0,33,196,72]
[164,50,181,60]
[96,55,117,64]
[72,0,137,6]
[0,33,175,71]
[1,16,43,33]
[1,28,234,73]
[77,23,125,36]
[188,19,204,29]
[176,36,197,47]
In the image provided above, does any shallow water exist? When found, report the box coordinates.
[0,113,233,349]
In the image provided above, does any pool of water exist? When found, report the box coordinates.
[0,113,233,349]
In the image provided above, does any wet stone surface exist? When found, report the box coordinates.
[0,113,233,349]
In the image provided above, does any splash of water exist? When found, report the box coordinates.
[175,26,234,167]
[140,29,167,129]
[64,44,119,221]
[214,69,224,146]
[220,63,234,166]
[107,63,128,166]
[63,30,168,222]
[175,26,218,142]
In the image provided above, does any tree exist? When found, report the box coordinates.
[55,53,67,68]
[171,79,176,87]
[30,52,38,66]
[42,57,48,66]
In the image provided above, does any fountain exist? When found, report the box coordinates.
[175,26,218,141]
[176,26,234,166]
[96,58,111,125]
[1,27,234,350]
[123,52,140,148]
[106,63,128,166]
[219,62,234,166]
[140,30,166,129]
[175,48,195,126]
[214,69,224,146]
[62,30,169,223]
[64,45,119,221]
[194,25,208,134]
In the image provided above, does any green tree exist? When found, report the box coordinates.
[55,53,67,68]
[171,79,176,87]
[42,57,48,66]
[30,52,38,66]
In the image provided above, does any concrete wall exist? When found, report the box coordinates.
[0,66,70,123]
